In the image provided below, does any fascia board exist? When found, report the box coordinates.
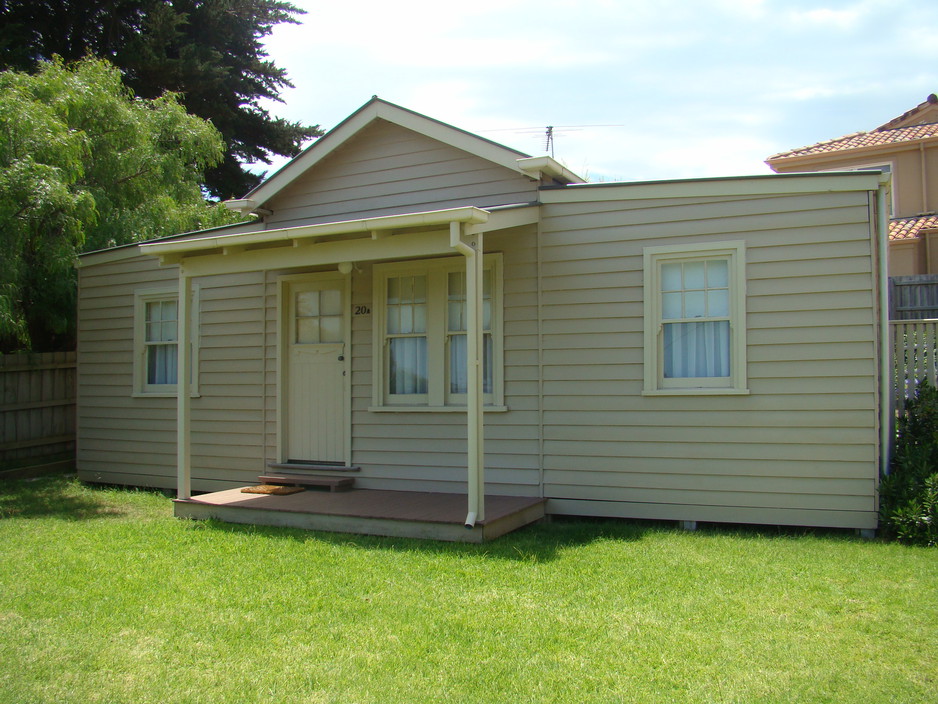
[245,100,534,207]
[517,156,585,184]
[539,172,884,204]
[77,244,146,267]
[139,206,491,258]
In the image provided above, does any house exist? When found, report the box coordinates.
[767,94,938,277]
[77,98,888,539]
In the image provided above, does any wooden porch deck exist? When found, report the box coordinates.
[173,488,546,543]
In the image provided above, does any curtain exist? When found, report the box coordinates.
[147,343,178,385]
[663,321,729,378]
[449,334,493,393]
[389,337,427,394]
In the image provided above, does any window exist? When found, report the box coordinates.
[643,242,747,395]
[373,255,503,409]
[133,287,199,396]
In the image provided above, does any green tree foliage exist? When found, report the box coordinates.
[0,57,240,352]
[882,378,938,546]
[0,0,321,199]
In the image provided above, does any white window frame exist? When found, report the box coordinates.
[643,241,748,396]
[132,286,200,397]
[371,254,504,411]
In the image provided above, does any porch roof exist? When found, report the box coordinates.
[138,204,539,274]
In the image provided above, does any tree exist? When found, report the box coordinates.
[0,57,241,352]
[0,0,321,199]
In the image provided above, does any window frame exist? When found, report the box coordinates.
[643,241,748,396]
[371,255,504,410]
[132,286,200,397]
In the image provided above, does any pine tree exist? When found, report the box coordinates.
[0,0,320,199]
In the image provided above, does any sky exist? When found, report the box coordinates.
[254,0,938,184]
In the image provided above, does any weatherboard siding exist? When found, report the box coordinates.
[263,120,537,227]
[339,228,542,494]
[77,252,267,491]
[537,189,879,528]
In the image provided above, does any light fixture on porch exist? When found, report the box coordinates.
[337,261,353,275]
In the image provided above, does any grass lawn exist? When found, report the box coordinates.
[1,476,936,704]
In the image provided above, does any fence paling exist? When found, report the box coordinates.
[891,319,938,417]
[0,351,76,469]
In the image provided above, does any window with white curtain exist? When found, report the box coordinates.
[643,242,747,394]
[373,255,502,408]
[133,287,199,396]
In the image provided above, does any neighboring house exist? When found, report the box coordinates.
[77,98,887,533]
[767,94,938,277]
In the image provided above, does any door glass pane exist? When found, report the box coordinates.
[320,316,342,343]
[320,289,342,316]
[296,318,320,344]
[296,291,319,317]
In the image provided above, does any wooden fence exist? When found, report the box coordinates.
[0,351,76,472]
[889,275,938,320]
[891,319,938,418]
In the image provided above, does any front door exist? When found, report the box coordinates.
[284,277,347,463]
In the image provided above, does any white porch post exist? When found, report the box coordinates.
[176,269,192,500]
[451,223,485,526]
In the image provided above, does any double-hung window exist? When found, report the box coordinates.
[643,241,747,394]
[374,255,502,409]
[133,287,199,396]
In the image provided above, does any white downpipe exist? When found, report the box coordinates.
[878,177,891,477]
[177,270,193,499]
[451,221,485,528]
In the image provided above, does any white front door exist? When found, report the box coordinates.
[284,277,347,463]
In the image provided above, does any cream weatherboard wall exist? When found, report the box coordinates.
[537,181,880,528]
[78,251,269,490]
[263,119,540,228]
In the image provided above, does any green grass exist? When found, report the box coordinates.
[1,477,936,704]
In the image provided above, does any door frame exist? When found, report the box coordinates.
[276,271,353,466]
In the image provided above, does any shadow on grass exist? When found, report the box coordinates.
[0,475,126,521]
[184,514,665,563]
[184,512,869,562]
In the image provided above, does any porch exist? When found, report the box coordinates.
[173,488,547,543]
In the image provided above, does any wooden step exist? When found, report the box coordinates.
[258,474,355,492]
[267,462,360,472]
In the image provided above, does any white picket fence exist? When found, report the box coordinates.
[891,319,938,416]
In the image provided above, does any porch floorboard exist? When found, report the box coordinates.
[173,488,546,542]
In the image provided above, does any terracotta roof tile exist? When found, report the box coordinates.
[769,123,938,160]
[889,215,938,241]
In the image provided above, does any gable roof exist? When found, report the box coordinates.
[767,94,938,163]
[876,93,938,130]
[229,97,583,214]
